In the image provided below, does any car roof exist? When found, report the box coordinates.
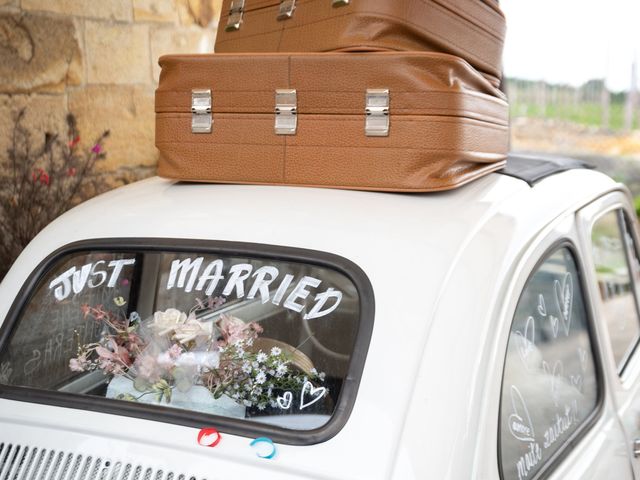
[0,157,623,479]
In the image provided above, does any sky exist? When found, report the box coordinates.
[502,0,640,91]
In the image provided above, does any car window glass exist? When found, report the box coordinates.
[500,247,599,480]
[0,248,362,432]
[591,209,640,371]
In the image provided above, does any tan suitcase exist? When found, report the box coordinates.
[215,0,506,87]
[155,51,509,192]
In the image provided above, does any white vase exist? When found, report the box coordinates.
[106,375,246,419]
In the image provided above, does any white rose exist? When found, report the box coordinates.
[173,319,214,344]
[152,308,187,336]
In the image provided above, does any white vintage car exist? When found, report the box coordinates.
[1,155,640,480]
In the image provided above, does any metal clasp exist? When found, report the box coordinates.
[225,0,245,31]
[277,0,296,20]
[332,0,350,6]
[191,89,212,134]
[365,89,389,137]
[275,89,297,135]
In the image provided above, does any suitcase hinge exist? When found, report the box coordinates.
[225,0,245,31]
[275,89,297,135]
[365,89,389,137]
[277,0,296,20]
[332,0,350,6]
[191,89,212,134]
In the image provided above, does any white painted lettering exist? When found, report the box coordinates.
[272,274,294,306]
[107,258,136,288]
[247,266,279,303]
[72,263,92,294]
[88,260,107,288]
[196,260,225,296]
[304,288,343,319]
[167,257,203,293]
[222,264,253,298]
[284,276,322,313]
[49,267,75,301]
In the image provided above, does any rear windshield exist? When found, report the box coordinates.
[0,243,370,438]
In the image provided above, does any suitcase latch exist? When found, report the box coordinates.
[225,0,245,31]
[365,89,390,137]
[277,0,296,20]
[191,89,212,134]
[332,0,350,6]
[275,89,297,135]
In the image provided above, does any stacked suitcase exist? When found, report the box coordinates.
[155,0,509,192]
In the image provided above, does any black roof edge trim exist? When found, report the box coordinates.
[0,237,376,446]
[498,153,595,187]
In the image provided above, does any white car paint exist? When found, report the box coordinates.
[0,167,637,479]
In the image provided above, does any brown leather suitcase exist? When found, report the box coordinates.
[155,51,509,192]
[215,0,506,87]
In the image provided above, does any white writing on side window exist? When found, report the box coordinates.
[49,259,136,301]
[166,257,343,320]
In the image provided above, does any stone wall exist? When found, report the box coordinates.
[0,0,222,188]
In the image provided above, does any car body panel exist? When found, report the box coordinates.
[0,168,635,479]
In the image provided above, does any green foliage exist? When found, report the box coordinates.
[510,101,637,131]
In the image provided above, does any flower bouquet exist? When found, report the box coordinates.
[70,297,326,418]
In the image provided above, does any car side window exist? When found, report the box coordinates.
[500,247,600,480]
[591,209,640,371]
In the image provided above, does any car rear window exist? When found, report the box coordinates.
[0,241,373,443]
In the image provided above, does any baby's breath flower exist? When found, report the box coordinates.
[256,352,267,363]
[255,371,267,384]
[270,346,282,356]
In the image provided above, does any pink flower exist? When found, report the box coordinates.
[136,354,161,382]
[91,144,102,154]
[39,172,50,186]
[95,338,131,371]
[168,344,182,359]
[216,314,263,345]
[157,344,184,369]
[68,136,80,147]
[69,354,88,372]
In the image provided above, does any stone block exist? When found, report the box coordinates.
[0,94,68,162]
[133,0,178,23]
[21,0,132,22]
[68,85,158,171]
[0,13,83,93]
[150,25,214,80]
[85,21,151,85]
[176,0,222,27]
